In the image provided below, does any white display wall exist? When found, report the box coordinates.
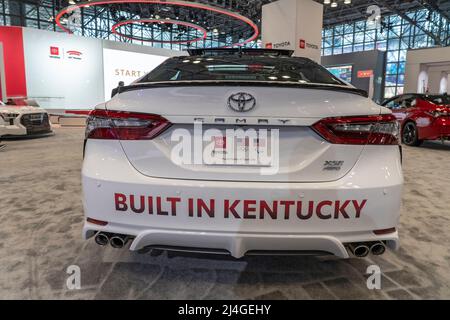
[102,49,168,101]
[21,28,182,110]
[261,0,323,63]
[23,28,104,110]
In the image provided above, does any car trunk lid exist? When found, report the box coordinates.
[104,85,382,183]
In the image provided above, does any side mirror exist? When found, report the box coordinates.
[111,81,125,98]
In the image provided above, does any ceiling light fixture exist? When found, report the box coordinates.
[56,0,260,48]
[112,19,208,44]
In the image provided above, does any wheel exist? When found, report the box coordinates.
[402,122,423,146]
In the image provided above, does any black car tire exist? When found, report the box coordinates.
[402,122,423,146]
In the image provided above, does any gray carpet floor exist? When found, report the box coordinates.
[0,128,449,299]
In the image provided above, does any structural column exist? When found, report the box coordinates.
[261,0,323,63]
[0,43,6,101]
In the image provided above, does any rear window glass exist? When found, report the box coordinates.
[138,56,345,86]
[425,95,450,105]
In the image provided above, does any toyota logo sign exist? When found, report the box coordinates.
[227,93,256,112]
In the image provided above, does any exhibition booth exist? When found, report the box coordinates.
[1,1,449,113]
[0,26,182,111]
[0,0,327,113]
[322,50,386,103]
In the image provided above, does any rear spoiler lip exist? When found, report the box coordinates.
[187,48,295,57]
[117,80,368,98]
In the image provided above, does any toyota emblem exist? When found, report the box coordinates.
[227,93,256,112]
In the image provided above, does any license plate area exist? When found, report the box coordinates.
[208,135,272,167]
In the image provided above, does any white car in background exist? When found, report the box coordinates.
[0,100,52,138]
[82,49,403,259]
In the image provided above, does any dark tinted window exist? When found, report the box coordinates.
[384,97,402,109]
[424,95,450,105]
[138,56,345,86]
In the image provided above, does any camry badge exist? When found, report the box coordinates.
[228,93,256,112]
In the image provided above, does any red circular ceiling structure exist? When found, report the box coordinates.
[111,19,207,44]
[55,0,260,47]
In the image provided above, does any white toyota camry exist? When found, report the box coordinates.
[82,49,403,259]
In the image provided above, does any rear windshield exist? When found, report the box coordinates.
[138,56,346,86]
[424,95,450,105]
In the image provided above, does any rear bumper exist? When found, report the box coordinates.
[420,117,450,140]
[436,117,450,137]
[82,140,403,258]
[83,223,399,258]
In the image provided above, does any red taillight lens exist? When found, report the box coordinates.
[86,110,171,140]
[86,218,108,226]
[312,114,399,145]
[374,228,397,235]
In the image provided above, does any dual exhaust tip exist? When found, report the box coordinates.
[348,242,386,258]
[95,232,131,249]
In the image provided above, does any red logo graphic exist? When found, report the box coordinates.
[357,70,374,78]
[265,43,273,49]
[67,50,82,56]
[50,46,59,56]
[299,39,306,49]
[214,136,227,149]
[66,50,83,60]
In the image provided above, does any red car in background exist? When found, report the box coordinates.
[382,94,450,146]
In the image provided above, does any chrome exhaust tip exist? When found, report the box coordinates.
[95,232,110,246]
[370,242,386,256]
[110,235,130,249]
[348,243,370,258]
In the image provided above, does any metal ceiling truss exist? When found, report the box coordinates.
[375,0,443,45]
[419,0,450,23]
[53,0,260,48]
[320,0,449,28]
[320,0,449,46]
[417,0,450,44]
[4,0,450,48]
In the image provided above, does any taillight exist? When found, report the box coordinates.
[86,218,108,226]
[374,227,396,235]
[86,110,171,140]
[312,114,399,145]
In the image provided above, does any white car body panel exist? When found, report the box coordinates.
[82,55,403,258]
[108,85,381,118]
[110,87,383,183]
[82,140,402,258]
